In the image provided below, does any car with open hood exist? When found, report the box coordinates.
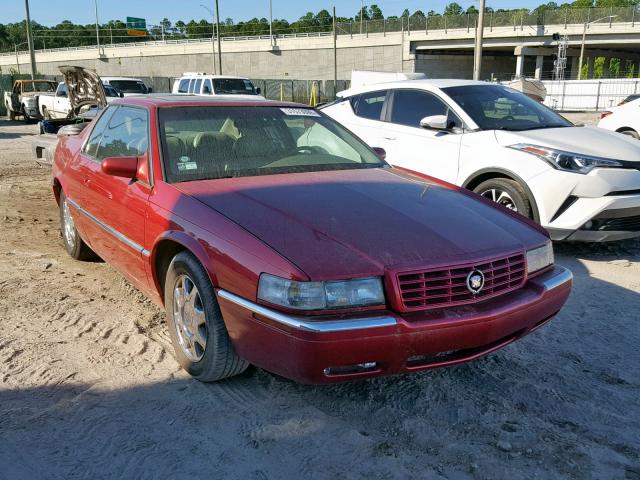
[51,95,572,384]
[321,79,640,242]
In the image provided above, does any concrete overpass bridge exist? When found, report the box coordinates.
[1,8,639,82]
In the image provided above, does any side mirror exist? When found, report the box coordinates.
[147,86,153,93]
[119,91,125,98]
[101,156,138,179]
[256,87,262,95]
[372,147,386,161]
[203,86,211,94]
[420,115,449,131]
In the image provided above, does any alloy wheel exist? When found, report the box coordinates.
[62,200,76,249]
[173,274,207,362]
[480,188,518,212]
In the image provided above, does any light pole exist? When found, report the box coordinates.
[360,0,364,34]
[473,0,486,80]
[24,0,37,79]
[93,0,101,55]
[269,0,273,47]
[215,0,222,74]
[578,15,616,80]
[200,4,217,74]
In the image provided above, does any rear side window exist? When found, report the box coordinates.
[194,79,203,94]
[351,90,387,121]
[83,107,118,159]
[177,79,189,93]
[390,90,450,127]
[95,106,149,160]
[203,79,213,95]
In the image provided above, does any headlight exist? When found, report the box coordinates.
[509,143,623,174]
[257,274,385,310]
[526,241,554,275]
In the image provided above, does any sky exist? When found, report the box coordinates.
[5,0,543,27]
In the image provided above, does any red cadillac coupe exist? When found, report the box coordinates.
[51,95,572,384]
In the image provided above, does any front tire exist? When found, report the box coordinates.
[473,178,532,219]
[59,192,95,260]
[165,251,248,382]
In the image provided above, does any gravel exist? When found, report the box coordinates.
[0,119,638,480]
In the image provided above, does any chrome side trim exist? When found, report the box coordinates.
[539,266,573,291]
[217,289,397,333]
[66,197,150,257]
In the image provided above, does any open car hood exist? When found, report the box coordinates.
[58,66,107,116]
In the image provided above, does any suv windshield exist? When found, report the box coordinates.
[159,106,385,183]
[107,80,148,94]
[443,84,571,131]
[212,78,257,95]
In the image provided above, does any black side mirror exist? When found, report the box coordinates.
[147,86,153,93]
[256,87,262,95]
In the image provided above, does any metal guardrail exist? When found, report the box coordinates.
[2,6,638,58]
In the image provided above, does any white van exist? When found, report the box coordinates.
[172,73,264,98]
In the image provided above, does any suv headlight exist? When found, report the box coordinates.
[257,274,385,310]
[526,241,554,275]
[509,143,623,174]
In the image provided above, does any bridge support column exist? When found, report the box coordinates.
[587,57,595,79]
[603,57,610,78]
[535,55,544,80]
[515,54,525,78]
[570,56,579,79]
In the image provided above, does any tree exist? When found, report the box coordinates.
[402,9,411,17]
[466,6,479,14]
[412,10,426,18]
[315,9,332,28]
[355,6,370,22]
[444,3,464,15]
[369,4,384,20]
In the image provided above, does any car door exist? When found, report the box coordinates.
[338,90,391,149]
[72,105,152,288]
[382,89,463,184]
[53,83,68,118]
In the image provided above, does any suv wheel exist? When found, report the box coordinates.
[473,178,532,219]
[165,251,249,382]
[620,129,639,140]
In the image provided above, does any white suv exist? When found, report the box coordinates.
[321,79,640,242]
[172,73,264,98]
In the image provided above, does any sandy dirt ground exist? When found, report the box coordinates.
[0,118,639,480]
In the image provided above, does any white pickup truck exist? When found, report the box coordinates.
[38,82,121,119]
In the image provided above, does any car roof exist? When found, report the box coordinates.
[179,74,250,80]
[101,77,145,81]
[110,94,306,109]
[341,79,491,96]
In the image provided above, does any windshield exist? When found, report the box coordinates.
[159,106,386,183]
[443,84,572,131]
[22,81,57,93]
[107,80,148,94]
[212,78,258,95]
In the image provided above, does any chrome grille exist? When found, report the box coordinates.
[397,253,526,311]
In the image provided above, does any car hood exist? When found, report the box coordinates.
[494,125,640,162]
[175,168,546,279]
[58,65,107,115]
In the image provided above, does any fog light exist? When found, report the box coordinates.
[323,362,378,376]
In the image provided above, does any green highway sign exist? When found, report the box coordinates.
[126,17,147,36]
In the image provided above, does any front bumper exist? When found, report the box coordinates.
[548,204,640,242]
[217,266,573,384]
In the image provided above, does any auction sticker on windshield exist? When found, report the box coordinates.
[280,108,320,117]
